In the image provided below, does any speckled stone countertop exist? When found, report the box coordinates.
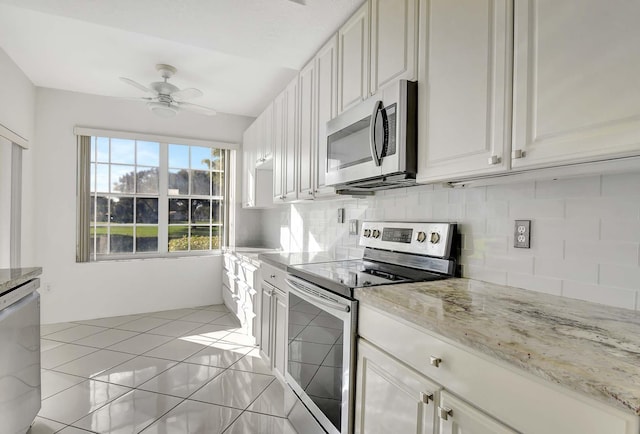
[258,251,338,270]
[355,278,640,416]
[224,248,280,266]
[0,267,42,294]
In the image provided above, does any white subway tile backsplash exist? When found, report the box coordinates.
[562,281,637,310]
[535,258,598,283]
[601,219,640,242]
[566,198,640,221]
[535,176,601,199]
[486,181,535,201]
[484,255,534,274]
[601,172,640,197]
[599,263,640,290]
[264,171,640,310]
[509,199,565,219]
[506,273,562,296]
[565,241,640,266]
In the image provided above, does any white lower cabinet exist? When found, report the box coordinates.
[357,304,639,434]
[272,286,288,378]
[259,262,288,380]
[438,391,516,434]
[356,339,440,434]
[222,252,259,344]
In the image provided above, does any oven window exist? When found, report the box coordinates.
[288,292,344,431]
[326,116,372,171]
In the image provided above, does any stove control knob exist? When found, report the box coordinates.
[430,232,441,244]
[363,229,372,238]
[416,231,427,243]
[372,229,381,239]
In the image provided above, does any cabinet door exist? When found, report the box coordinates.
[512,0,640,169]
[314,35,338,198]
[438,391,517,434]
[242,123,257,208]
[283,77,298,201]
[272,91,286,203]
[258,102,274,163]
[338,1,370,114]
[298,60,315,198]
[260,281,274,365]
[417,0,513,183]
[370,0,418,95]
[355,339,440,434]
[272,287,288,377]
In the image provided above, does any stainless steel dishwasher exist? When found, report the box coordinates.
[0,278,41,434]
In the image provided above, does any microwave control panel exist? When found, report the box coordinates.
[360,221,455,258]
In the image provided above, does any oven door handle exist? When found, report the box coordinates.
[285,278,351,313]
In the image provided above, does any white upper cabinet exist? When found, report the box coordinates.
[298,59,315,199]
[241,123,257,208]
[257,102,273,164]
[417,0,513,183]
[370,0,419,95]
[338,1,370,114]
[512,0,640,169]
[314,35,339,198]
[272,90,286,202]
[283,76,299,201]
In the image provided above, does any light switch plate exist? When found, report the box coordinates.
[349,219,358,235]
[337,208,345,224]
[514,220,531,248]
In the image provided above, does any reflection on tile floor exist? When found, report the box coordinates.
[32,304,313,434]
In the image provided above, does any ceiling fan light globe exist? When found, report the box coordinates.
[147,101,178,118]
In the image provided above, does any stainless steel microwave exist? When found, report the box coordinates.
[325,80,417,194]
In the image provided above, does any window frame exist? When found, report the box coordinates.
[76,128,236,262]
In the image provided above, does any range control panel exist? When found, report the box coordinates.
[360,221,455,258]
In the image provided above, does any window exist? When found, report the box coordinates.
[78,133,230,261]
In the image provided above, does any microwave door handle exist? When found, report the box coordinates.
[369,101,384,167]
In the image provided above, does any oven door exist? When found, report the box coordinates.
[285,275,357,434]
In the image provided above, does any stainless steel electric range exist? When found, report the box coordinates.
[284,221,458,434]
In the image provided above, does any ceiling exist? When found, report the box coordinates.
[0,0,364,117]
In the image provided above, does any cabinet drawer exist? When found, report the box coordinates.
[223,253,238,273]
[261,262,286,291]
[237,261,258,287]
[359,305,638,434]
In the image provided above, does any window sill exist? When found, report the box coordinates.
[82,250,223,263]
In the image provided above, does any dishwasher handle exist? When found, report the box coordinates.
[285,278,351,313]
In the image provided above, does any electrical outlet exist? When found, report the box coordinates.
[337,208,345,223]
[514,220,531,248]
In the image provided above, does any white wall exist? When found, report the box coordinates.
[34,87,253,323]
[0,48,37,268]
[268,172,640,311]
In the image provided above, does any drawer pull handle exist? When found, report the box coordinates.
[420,392,433,405]
[430,356,442,368]
[438,406,453,421]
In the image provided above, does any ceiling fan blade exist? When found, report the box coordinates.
[171,88,203,101]
[119,77,158,95]
[178,101,217,116]
[288,0,306,4]
[117,96,155,102]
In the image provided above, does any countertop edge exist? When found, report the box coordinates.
[0,267,43,293]
[355,279,640,417]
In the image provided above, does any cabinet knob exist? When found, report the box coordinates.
[512,149,525,159]
[270,274,276,279]
[308,191,313,195]
[420,392,433,405]
[438,406,453,421]
[488,155,501,165]
[430,356,442,368]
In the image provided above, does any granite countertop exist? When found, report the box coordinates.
[355,278,640,416]
[224,247,280,265]
[0,267,43,293]
[258,251,339,270]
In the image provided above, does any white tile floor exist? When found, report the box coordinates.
[31,304,309,434]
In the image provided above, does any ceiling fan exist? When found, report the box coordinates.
[120,64,217,118]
